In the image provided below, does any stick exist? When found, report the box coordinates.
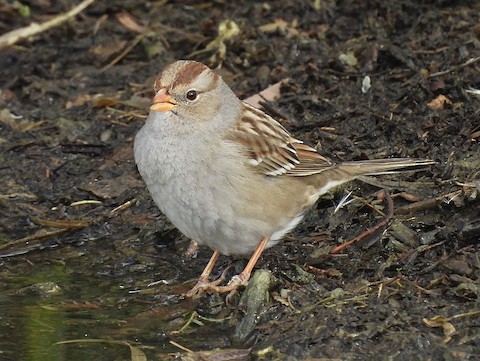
[0,0,95,50]
[330,190,394,254]
[428,56,480,78]
[100,33,146,73]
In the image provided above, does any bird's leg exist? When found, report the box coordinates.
[197,249,221,282]
[185,236,271,298]
[206,236,271,296]
[184,239,199,258]
[185,250,229,297]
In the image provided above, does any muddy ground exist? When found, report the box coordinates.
[0,1,479,360]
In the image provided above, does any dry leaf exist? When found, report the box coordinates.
[423,315,456,343]
[31,217,92,229]
[55,339,147,361]
[92,95,121,108]
[258,18,298,37]
[244,78,290,108]
[179,348,251,361]
[258,19,288,33]
[0,89,16,104]
[338,52,358,68]
[89,40,127,59]
[81,174,144,200]
[189,19,240,64]
[427,94,452,109]
[116,11,147,33]
[0,108,45,132]
[66,94,91,109]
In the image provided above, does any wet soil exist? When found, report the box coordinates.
[0,1,479,360]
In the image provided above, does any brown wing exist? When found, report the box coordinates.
[226,102,333,177]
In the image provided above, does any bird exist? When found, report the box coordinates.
[133,60,434,297]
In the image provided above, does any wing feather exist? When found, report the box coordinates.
[227,102,333,177]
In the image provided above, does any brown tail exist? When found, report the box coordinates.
[337,158,435,176]
[313,158,434,196]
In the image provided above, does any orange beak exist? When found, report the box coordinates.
[150,88,177,112]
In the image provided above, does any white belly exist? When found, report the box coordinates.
[134,118,304,256]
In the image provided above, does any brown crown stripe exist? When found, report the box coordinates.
[173,62,209,87]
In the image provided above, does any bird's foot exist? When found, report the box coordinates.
[184,266,231,298]
[184,272,249,300]
[212,274,249,303]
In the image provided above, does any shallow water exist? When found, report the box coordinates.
[0,243,210,360]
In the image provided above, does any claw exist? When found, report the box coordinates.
[184,236,270,298]
[184,265,231,298]
[184,272,248,298]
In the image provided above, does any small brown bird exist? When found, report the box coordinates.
[134,60,433,297]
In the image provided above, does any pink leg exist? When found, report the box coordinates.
[185,236,271,298]
[185,250,228,297]
[206,236,271,294]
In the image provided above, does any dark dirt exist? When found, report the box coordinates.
[0,1,479,360]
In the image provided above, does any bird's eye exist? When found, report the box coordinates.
[186,90,198,101]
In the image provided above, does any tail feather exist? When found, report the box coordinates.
[312,158,434,196]
[338,158,436,176]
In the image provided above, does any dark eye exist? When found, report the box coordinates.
[186,90,198,101]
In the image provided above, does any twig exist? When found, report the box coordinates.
[428,56,480,78]
[169,340,193,353]
[330,190,394,254]
[0,228,69,252]
[0,0,95,51]
[395,190,462,215]
[31,216,92,229]
[100,32,147,73]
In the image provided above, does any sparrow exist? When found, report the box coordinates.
[133,60,434,297]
